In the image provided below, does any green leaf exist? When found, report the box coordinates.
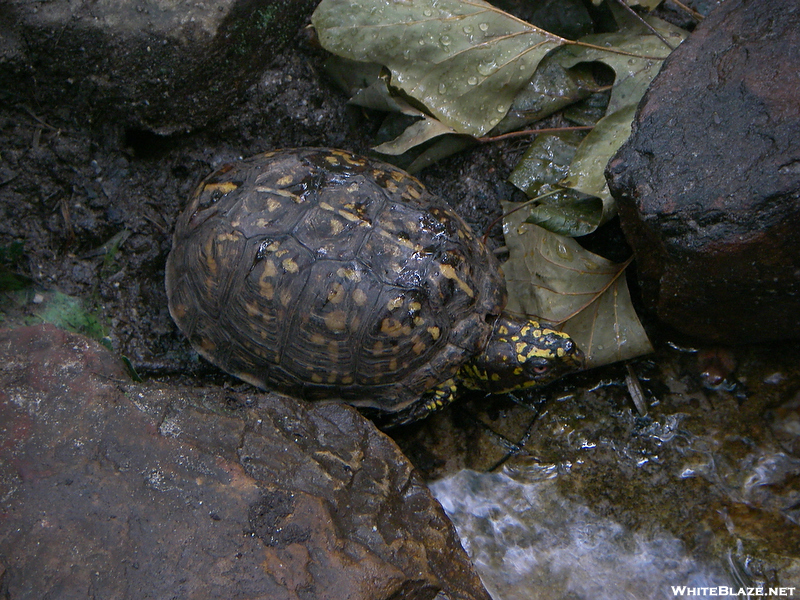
[502,203,652,368]
[555,16,687,115]
[312,0,567,136]
[508,132,604,236]
[490,58,597,135]
[559,103,636,210]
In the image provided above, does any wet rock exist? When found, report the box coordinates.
[0,0,316,134]
[0,324,490,600]
[606,0,800,343]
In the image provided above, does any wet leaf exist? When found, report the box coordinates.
[559,103,636,210]
[373,116,457,155]
[502,203,652,367]
[508,132,603,236]
[545,17,687,222]
[312,0,567,136]
[555,16,687,116]
[490,59,597,135]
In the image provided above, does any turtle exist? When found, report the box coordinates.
[165,148,583,426]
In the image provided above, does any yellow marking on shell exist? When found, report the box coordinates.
[338,209,365,223]
[412,338,427,355]
[491,373,501,381]
[498,325,509,335]
[427,326,440,341]
[282,258,299,273]
[378,228,422,252]
[267,198,282,212]
[275,249,289,258]
[389,358,398,371]
[515,342,528,355]
[341,375,354,385]
[386,296,404,311]
[327,341,339,361]
[337,267,361,282]
[514,367,523,375]
[413,316,424,326]
[352,288,367,306]
[203,181,238,195]
[324,310,347,332]
[335,150,365,166]
[262,259,278,277]
[329,219,344,236]
[325,155,340,165]
[328,282,345,304]
[390,171,406,182]
[276,175,293,186]
[385,180,398,193]
[409,301,422,312]
[216,232,239,243]
[244,302,261,317]
[259,280,274,300]
[380,318,411,337]
[406,186,421,199]
[279,289,292,306]
[328,371,338,384]
[311,373,324,383]
[372,341,384,355]
[310,333,326,345]
[201,338,216,351]
[351,314,361,330]
[320,202,335,212]
[203,238,218,276]
[405,219,419,232]
[254,186,301,201]
[347,183,359,193]
[438,264,474,297]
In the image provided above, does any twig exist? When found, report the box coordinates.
[611,0,677,50]
[477,125,594,144]
[669,0,703,20]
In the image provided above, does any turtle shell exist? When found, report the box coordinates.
[165,148,506,416]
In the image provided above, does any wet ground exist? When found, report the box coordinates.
[1,10,799,599]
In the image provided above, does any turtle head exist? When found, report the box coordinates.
[460,315,584,394]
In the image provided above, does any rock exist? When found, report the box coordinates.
[0,324,490,600]
[0,0,317,134]
[605,0,800,343]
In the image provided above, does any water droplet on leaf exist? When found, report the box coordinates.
[468,76,478,85]
[438,83,447,94]
[440,35,451,46]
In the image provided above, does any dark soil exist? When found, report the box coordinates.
[0,31,528,386]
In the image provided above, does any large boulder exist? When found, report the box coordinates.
[0,324,490,600]
[606,0,800,343]
[0,0,316,134]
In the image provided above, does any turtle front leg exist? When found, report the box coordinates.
[376,378,459,428]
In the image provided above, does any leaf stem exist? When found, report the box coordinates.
[668,0,704,20]
[610,0,676,50]
[477,125,594,144]
[554,256,634,325]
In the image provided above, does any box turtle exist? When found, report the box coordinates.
[166,148,583,426]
